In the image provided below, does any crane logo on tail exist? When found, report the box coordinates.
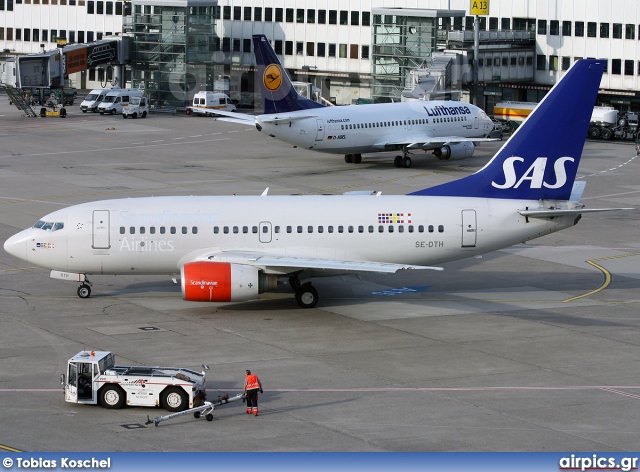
[263,64,282,92]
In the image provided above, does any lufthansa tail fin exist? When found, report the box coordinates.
[410,59,605,200]
[252,34,325,114]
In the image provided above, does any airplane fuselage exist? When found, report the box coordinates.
[6,195,574,277]
[255,101,494,154]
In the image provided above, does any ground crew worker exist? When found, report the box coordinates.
[243,369,263,416]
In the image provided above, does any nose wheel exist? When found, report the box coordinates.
[77,278,92,298]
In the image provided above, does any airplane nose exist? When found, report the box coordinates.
[4,230,30,262]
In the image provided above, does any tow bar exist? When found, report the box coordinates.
[145,393,243,426]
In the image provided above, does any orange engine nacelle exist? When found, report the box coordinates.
[181,261,277,302]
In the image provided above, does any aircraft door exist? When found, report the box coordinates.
[92,210,110,249]
[406,118,412,131]
[461,210,477,247]
[259,221,272,243]
[315,119,324,141]
[65,362,78,403]
[474,115,479,129]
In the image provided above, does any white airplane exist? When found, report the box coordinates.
[4,60,631,308]
[207,34,495,168]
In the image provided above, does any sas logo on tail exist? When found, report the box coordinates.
[263,64,282,92]
[491,157,574,190]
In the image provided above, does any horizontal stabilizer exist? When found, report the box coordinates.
[259,114,319,124]
[215,117,256,125]
[205,109,255,122]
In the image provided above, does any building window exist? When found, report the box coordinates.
[307,9,314,23]
[115,1,121,14]
[575,21,584,37]
[233,6,240,20]
[562,56,571,70]
[600,59,608,73]
[296,8,303,23]
[68,30,75,42]
[362,12,370,26]
[254,7,261,21]
[536,54,546,71]
[329,10,337,25]
[351,11,359,26]
[549,20,559,35]
[306,42,314,56]
[587,22,597,37]
[86,31,93,41]
[296,42,303,55]
[339,10,348,25]
[361,45,369,59]
[264,7,271,22]
[285,8,293,22]
[600,23,609,38]
[87,0,93,13]
[105,0,111,14]
[15,28,21,40]
[350,44,358,58]
[233,39,240,52]
[612,59,621,74]
[613,23,622,39]
[33,28,39,41]
[625,60,634,75]
[274,40,282,54]
[625,24,635,39]
[339,44,347,58]
[560,21,570,36]
[317,42,325,57]
[549,55,558,71]
[465,16,474,30]
[328,43,336,57]
[222,37,230,52]
[537,20,547,35]
[24,28,30,41]
[285,41,293,55]
[243,38,251,52]
[222,5,230,19]
[6,28,12,40]
[501,18,510,29]
[318,10,326,24]
[275,8,282,22]
[489,17,498,30]
[244,6,251,21]
[96,1,102,13]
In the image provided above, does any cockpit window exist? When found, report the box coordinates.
[33,221,64,232]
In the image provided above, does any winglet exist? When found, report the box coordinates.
[410,60,605,201]
[252,34,325,114]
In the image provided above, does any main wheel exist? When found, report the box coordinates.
[344,154,353,164]
[394,156,402,168]
[77,284,91,298]
[295,284,319,308]
[100,385,126,409]
[402,156,412,168]
[161,387,188,412]
[353,154,362,164]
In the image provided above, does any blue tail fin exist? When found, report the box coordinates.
[252,34,325,114]
[410,59,605,200]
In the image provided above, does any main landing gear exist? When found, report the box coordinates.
[289,275,319,308]
[77,277,93,299]
[393,147,412,168]
[344,153,362,164]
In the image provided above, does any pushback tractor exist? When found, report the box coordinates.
[61,350,207,412]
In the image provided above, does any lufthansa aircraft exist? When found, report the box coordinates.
[4,60,630,308]
[209,34,495,168]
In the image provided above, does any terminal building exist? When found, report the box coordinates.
[1,0,639,111]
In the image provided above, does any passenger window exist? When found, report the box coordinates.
[358,226,364,233]
[150,227,156,234]
[120,227,125,234]
[338,226,344,233]
[140,227,146,234]
[214,226,219,234]
[192,227,198,234]
[418,225,424,233]
[308,226,313,233]
[408,225,414,233]
[274,226,280,233]
[160,227,166,234]
[318,226,323,233]
[379,225,384,233]
[287,226,292,233]
[224,226,229,234]
[398,226,404,233]
[428,225,434,233]
[388,226,394,233]
[129,227,135,234]
[348,226,354,233]
[438,225,444,233]
[182,226,187,234]
[233,226,239,234]
[253,226,259,233]
[368,226,374,233]
[297,226,303,233]
[170,227,176,234]
[328,226,334,233]
[243,226,248,234]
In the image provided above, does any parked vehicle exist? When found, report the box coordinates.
[122,96,149,119]
[98,88,144,115]
[80,88,111,113]
[187,92,236,116]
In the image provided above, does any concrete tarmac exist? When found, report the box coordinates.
[0,98,639,452]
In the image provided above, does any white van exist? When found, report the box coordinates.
[80,89,111,113]
[97,89,144,115]
[189,92,236,116]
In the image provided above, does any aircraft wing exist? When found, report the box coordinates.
[183,250,442,274]
[379,135,499,150]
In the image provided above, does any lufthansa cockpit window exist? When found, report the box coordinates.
[33,220,64,232]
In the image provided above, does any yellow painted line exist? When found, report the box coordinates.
[0,444,22,452]
[563,252,640,302]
